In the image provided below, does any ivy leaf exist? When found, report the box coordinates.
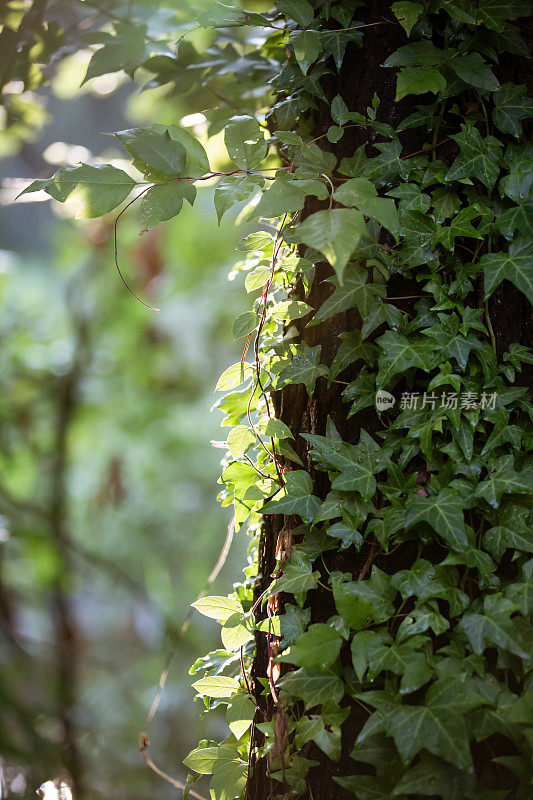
[191,595,244,622]
[500,143,533,202]
[310,264,385,327]
[446,125,502,190]
[280,667,344,707]
[405,488,468,551]
[278,623,342,668]
[332,177,399,236]
[296,208,367,283]
[479,239,533,305]
[191,675,241,698]
[458,611,530,659]
[376,330,435,387]
[224,115,266,169]
[329,330,377,383]
[395,66,446,101]
[226,695,256,740]
[140,181,195,229]
[474,455,533,508]
[271,300,313,322]
[115,128,187,176]
[280,604,311,646]
[384,41,444,67]
[273,343,329,396]
[364,139,410,184]
[483,505,532,560]
[214,175,262,223]
[270,552,321,596]
[262,471,321,522]
[275,0,315,28]
[319,29,363,70]
[215,362,254,391]
[333,568,396,630]
[391,2,423,36]
[19,164,135,218]
[449,52,499,91]
[494,84,533,137]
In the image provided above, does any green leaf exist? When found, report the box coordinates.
[364,139,410,184]
[221,612,254,651]
[280,604,311,646]
[273,343,329,396]
[280,667,344,707]
[225,115,266,169]
[19,164,135,218]
[183,745,239,774]
[391,2,423,36]
[226,425,256,457]
[259,418,293,440]
[278,623,342,668]
[474,455,533,508]
[254,173,327,218]
[191,595,244,622]
[376,330,435,387]
[271,300,313,321]
[275,0,315,28]
[447,125,502,190]
[226,695,256,740]
[494,84,533,137]
[232,311,259,340]
[82,23,147,84]
[483,505,532,559]
[191,676,241,698]
[310,264,385,327]
[269,551,320,595]
[449,52,499,91]
[214,175,262,222]
[140,181,195,229]
[406,488,468,551]
[296,209,367,283]
[384,41,444,67]
[210,760,247,800]
[262,472,321,523]
[458,611,530,659]
[332,178,399,236]
[319,29,363,70]
[115,128,187,176]
[479,239,533,305]
[333,568,396,630]
[215,362,254,391]
[290,30,322,74]
[395,66,446,101]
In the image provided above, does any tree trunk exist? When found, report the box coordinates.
[247,4,533,799]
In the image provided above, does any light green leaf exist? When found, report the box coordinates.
[232,311,259,340]
[115,128,187,176]
[226,694,256,740]
[215,175,262,222]
[271,299,313,321]
[268,551,320,595]
[82,23,147,83]
[296,209,367,283]
[184,745,239,775]
[226,426,256,457]
[221,612,254,651]
[19,164,135,218]
[215,362,254,391]
[225,115,266,169]
[191,675,241,698]
[191,595,244,622]
[210,760,248,800]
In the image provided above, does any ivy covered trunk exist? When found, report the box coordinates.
[247,4,533,800]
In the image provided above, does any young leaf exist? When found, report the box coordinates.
[224,115,266,169]
[191,675,241,698]
[191,596,244,622]
[296,208,367,283]
[115,128,187,176]
[226,694,256,740]
[215,362,254,392]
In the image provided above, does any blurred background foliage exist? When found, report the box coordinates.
[0,1,253,797]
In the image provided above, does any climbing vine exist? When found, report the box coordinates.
[18,0,533,798]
